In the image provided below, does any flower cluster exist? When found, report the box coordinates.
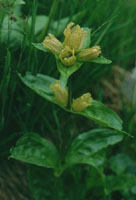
[72,93,92,112]
[50,80,68,106]
[50,81,92,112]
[43,22,101,67]
[43,22,100,111]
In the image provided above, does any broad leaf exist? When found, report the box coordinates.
[19,73,123,131]
[66,128,123,167]
[74,100,122,131]
[90,56,112,64]
[19,72,58,104]
[10,133,59,168]
[32,43,49,52]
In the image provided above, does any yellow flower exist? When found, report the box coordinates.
[77,46,101,61]
[72,93,92,112]
[64,22,87,51]
[42,22,101,67]
[59,46,76,66]
[50,80,68,106]
[42,34,63,54]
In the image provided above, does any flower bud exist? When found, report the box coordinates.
[64,22,87,51]
[72,93,92,112]
[77,46,101,61]
[59,46,76,66]
[50,80,68,106]
[42,34,63,54]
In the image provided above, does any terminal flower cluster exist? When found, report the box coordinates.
[42,22,102,111]
[43,22,101,67]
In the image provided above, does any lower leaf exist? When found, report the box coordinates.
[65,128,123,167]
[10,133,59,169]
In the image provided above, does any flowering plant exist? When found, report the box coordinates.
[10,22,126,189]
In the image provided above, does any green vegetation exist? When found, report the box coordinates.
[0,0,136,199]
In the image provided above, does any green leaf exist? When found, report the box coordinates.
[66,128,123,167]
[74,100,122,131]
[10,133,59,168]
[32,43,49,52]
[19,72,70,111]
[56,55,83,87]
[19,73,123,131]
[82,27,91,49]
[90,56,112,64]
[19,72,57,104]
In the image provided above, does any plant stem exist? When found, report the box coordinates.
[67,76,72,109]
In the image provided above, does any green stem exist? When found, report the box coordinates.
[67,76,72,109]
[53,106,63,148]
[38,0,58,42]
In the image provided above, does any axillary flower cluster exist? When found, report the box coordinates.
[42,22,101,112]
[42,22,101,67]
[50,80,93,112]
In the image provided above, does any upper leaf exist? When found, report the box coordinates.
[10,133,59,168]
[19,73,123,131]
[90,56,112,64]
[19,72,57,104]
[75,100,123,131]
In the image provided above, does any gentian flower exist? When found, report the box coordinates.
[42,22,101,67]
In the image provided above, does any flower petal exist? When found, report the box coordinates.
[72,93,93,112]
[77,46,101,61]
[64,22,87,51]
[42,34,63,54]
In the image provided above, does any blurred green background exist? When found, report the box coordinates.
[0,0,136,199]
